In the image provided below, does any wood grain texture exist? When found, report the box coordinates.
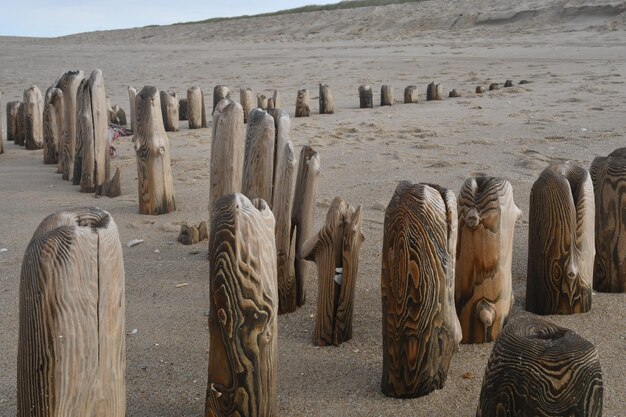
[7,100,20,142]
[404,85,418,103]
[381,181,461,398]
[427,82,443,101]
[242,108,275,205]
[178,98,188,121]
[134,86,176,215]
[240,88,254,124]
[56,70,84,181]
[456,176,521,343]
[590,147,626,292]
[295,89,310,118]
[206,194,277,417]
[380,85,394,106]
[160,90,179,132]
[17,207,126,417]
[358,85,373,109]
[128,86,137,132]
[290,146,320,308]
[23,85,44,150]
[212,85,230,115]
[527,163,595,313]
[43,88,64,165]
[187,86,205,129]
[319,83,334,114]
[272,90,281,109]
[303,197,364,346]
[476,315,603,417]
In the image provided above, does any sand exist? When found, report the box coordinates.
[1,0,625,415]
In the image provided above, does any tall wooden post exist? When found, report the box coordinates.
[178,98,188,121]
[43,88,64,165]
[295,89,310,117]
[0,91,3,154]
[476,316,603,417]
[206,194,277,417]
[23,85,44,150]
[212,85,230,115]
[16,102,26,146]
[240,87,255,123]
[128,86,137,132]
[590,148,626,292]
[358,85,373,109]
[303,197,364,346]
[272,90,281,109]
[456,176,520,343]
[381,181,461,398]
[427,82,443,101]
[160,90,179,132]
[404,85,418,103]
[243,108,275,205]
[187,86,206,129]
[6,101,20,142]
[57,70,84,181]
[257,94,268,110]
[319,83,334,114]
[527,163,595,313]
[380,85,394,106]
[134,86,176,215]
[17,207,126,417]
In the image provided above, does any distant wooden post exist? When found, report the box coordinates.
[240,88,254,123]
[187,86,206,129]
[295,89,310,117]
[272,90,281,109]
[57,70,84,181]
[257,94,268,110]
[590,148,626,293]
[243,108,276,204]
[206,194,277,417]
[449,89,461,98]
[476,86,485,94]
[128,86,137,132]
[23,85,44,150]
[17,207,126,417]
[209,99,245,221]
[16,102,26,146]
[456,176,520,343]
[427,82,443,101]
[527,163,595,313]
[212,85,230,115]
[160,90,179,132]
[267,98,275,110]
[404,85,418,103]
[489,83,500,91]
[178,98,188,121]
[134,86,176,215]
[381,181,461,398]
[380,85,394,106]
[358,85,373,108]
[319,83,334,114]
[477,316,603,417]
[303,197,364,346]
[504,80,514,88]
[43,88,64,165]
[0,92,3,154]
[289,146,320,308]
[7,101,20,142]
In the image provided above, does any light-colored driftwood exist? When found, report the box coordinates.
[57,70,84,180]
[178,98,188,121]
[404,85,418,103]
[134,86,176,215]
[187,86,206,129]
[160,90,179,132]
[590,148,626,293]
[257,94,269,110]
[358,85,373,108]
[381,181,462,398]
[380,85,394,106]
[319,83,334,114]
[427,82,443,101]
[212,85,230,115]
[527,163,595,313]
[456,176,520,343]
[272,90,281,109]
[206,194,277,417]
[128,86,137,132]
[476,316,603,417]
[7,101,20,142]
[243,108,276,204]
[108,104,126,126]
[17,207,125,417]
[208,99,245,222]
[303,197,364,346]
[23,85,44,150]
[240,88,255,123]
[295,89,310,117]
[43,88,64,165]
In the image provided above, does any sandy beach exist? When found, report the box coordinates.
[1,0,625,415]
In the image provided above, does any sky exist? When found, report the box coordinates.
[0,0,339,38]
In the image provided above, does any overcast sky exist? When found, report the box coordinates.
[0,0,339,37]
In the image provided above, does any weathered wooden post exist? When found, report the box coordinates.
[23,85,44,150]
[0,92,3,154]
[319,83,334,114]
[489,83,500,91]
[456,176,520,343]
[527,163,595,313]
[209,99,245,221]
[43,87,64,165]
[7,101,20,142]
[205,194,277,417]
[380,85,394,106]
[504,79,514,88]
[272,90,281,109]
[404,85,418,103]
[590,148,626,293]
[427,82,443,101]
[476,316,603,417]
[16,102,26,146]
[476,86,485,94]
[257,94,268,110]
[134,86,176,214]
[17,207,126,417]
[57,70,84,181]
[128,86,137,132]
[160,90,179,132]
[187,86,206,129]
[449,89,461,98]
[303,197,364,346]
[240,88,255,123]
[243,109,275,204]
[358,85,373,108]
[212,85,230,115]
[178,98,188,121]
[295,89,310,117]
[381,181,462,398]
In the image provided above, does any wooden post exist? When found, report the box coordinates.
[489,83,500,91]
[456,176,520,343]
[134,86,176,215]
[527,163,595,313]
[381,181,461,398]
[272,90,281,109]
[476,86,485,94]
[504,80,514,87]
[427,82,443,101]
[590,148,626,292]
[17,207,126,417]
[290,146,320,308]
[476,316,603,417]
[358,85,373,108]
[404,85,418,103]
[257,94,268,110]
[295,89,310,117]
[212,85,230,115]
[302,197,364,346]
[449,89,461,98]
[187,86,205,129]
[240,87,254,123]
[178,98,188,121]
[319,83,334,114]
[267,98,275,110]
[128,86,137,132]
[16,102,26,146]
[380,85,394,106]
[243,108,276,204]
[23,85,44,150]
[209,99,245,222]
[160,90,179,132]
[0,91,2,154]
[206,194,277,417]
[108,104,126,126]
[56,70,84,181]
[6,101,20,142]
[43,88,64,165]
